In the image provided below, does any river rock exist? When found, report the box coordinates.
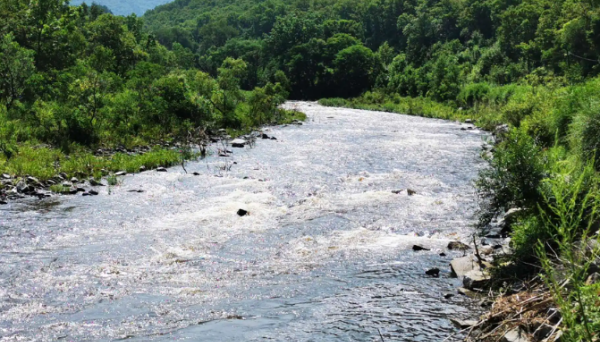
[231,139,246,148]
[156,167,167,172]
[26,176,42,186]
[463,269,490,289]
[70,177,78,183]
[502,328,530,342]
[271,136,277,140]
[89,190,99,196]
[465,119,473,124]
[425,268,440,277]
[450,256,479,278]
[444,293,454,299]
[82,192,91,196]
[499,208,523,233]
[237,209,248,216]
[413,244,429,251]
[479,246,495,256]
[1,173,10,179]
[115,171,127,176]
[139,165,146,172]
[480,238,490,246]
[0,200,7,205]
[495,124,510,136]
[193,172,200,176]
[89,179,103,186]
[16,181,34,194]
[59,172,68,179]
[448,241,471,251]
[261,133,270,139]
[407,189,417,196]
[62,181,73,187]
[450,319,477,329]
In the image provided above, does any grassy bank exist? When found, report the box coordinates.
[321,78,600,341]
[0,145,182,182]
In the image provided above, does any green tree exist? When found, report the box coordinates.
[0,34,35,109]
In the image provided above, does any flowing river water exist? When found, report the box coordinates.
[0,102,488,341]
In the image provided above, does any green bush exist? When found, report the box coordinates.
[570,101,600,170]
[457,83,491,108]
[477,127,547,227]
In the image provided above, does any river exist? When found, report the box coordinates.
[0,102,487,341]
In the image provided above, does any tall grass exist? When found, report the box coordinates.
[0,145,183,181]
[537,162,600,341]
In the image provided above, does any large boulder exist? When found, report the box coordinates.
[450,256,479,278]
[463,269,491,289]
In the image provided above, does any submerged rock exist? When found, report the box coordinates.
[237,209,248,216]
[407,189,417,196]
[89,190,99,196]
[412,244,429,251]
[193,172,200,176]
[450,319,477,329]
[457,287,480,298]
[425,268,440,277]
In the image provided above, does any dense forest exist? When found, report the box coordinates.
[0,0,295,180]
[143,0,600,100]
[70,0,172,16]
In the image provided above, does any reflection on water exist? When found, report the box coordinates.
[0,102,487,341]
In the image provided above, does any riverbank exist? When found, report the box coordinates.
[320,84,600,341]
[0,109,306,203]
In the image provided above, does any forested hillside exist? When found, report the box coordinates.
[144,0,600,100]
[70,0,173,16]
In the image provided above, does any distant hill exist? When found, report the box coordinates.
[70,0,173,16]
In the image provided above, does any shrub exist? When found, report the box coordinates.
[457,82,491,107]
[477,127,547,227]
